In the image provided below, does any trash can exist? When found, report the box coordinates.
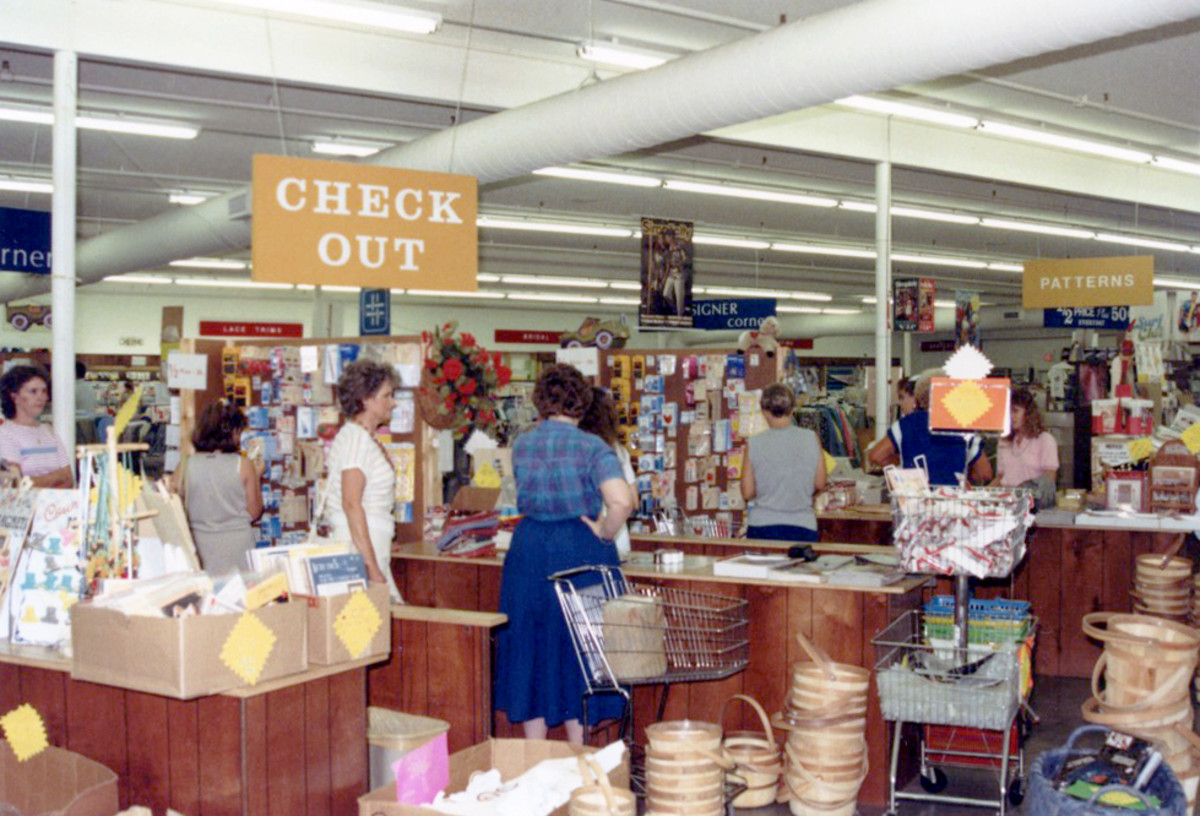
[367,707,451,790]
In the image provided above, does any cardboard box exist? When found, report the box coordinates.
[0,746,118,816]
[357,738,630,816]
[70,600,307,699]
[301,583,391,665]
[450,486,500,512]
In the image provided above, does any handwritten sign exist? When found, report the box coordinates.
[166,352,208,390]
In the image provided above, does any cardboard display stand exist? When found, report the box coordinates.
[0,746,118,816]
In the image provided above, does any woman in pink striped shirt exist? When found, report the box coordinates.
[0,366,73,488]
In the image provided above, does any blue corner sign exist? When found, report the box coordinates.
[0,207,52,274]
[689,298,776,331]
[359,288,391,336]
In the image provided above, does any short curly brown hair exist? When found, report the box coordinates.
[337,359,396,417]
[533,363,593,420]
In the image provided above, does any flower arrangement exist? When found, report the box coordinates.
[419,322,512,438]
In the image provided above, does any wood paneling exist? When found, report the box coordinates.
[328,669,368,815]
[66,680,129,809]
[304,677,333,816]
[166,699,200,816]
[196,695,243,816]
[265,685,307,816]
[125,692,170,813]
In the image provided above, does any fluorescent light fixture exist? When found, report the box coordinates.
[839,201,877,213]
[175,279,294,289]
[821,308,861,315]
[533,166,662,188]
[693,235,771,250]
[500,274,608,289]
[859,296,878,304]
[297,284,316,290]
[988,262,1025,272]
[406,289,506,300]
[836,96,978,129]
[507,293,599,304]
[1095,233,1191,253]
[0,106,53,126]
[663,179,837,208]
[476,216,633,238]
[200,0,441,34]
[609,281,642,290]
[168,191,213,205]
[1152,156,1200,176]
[576,41,673,70]
[777,305,823,314]
[0,178,52,194]
[320,285,361,292]
[700,286,831,302]
[0,104,199,139]
[771,242,877,259]
[980,218,1097,240]
[1155,277,1200,290]
[892,253,987,269]
[169,257,249,270]
[891,207,979,225]
[311,138,391,157]
[600,297,640,305]
[977,121,1153,163]
[103,275,172,285]
[477,273,502,283]
[934,300,956,308]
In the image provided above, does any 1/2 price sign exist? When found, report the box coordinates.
[1043,306,1131,330]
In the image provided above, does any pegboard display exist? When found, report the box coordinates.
[599,348,776,535]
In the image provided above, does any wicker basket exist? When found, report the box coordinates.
[416,368,457,430]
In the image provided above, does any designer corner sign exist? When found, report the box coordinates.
[1023,255,1153,310]
[251,155,478,290]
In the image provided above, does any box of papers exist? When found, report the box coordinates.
[301,583,391,665]
[70,600,307,699]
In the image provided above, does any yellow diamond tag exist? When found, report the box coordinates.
[219,612,277,685]
[334,590,383,658]
[940,380,992,428]
[1,704,48,762]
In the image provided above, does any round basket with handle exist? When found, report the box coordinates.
[416,367,457,431]
[721,693,782,809]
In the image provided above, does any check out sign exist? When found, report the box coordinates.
[251,155,478,290]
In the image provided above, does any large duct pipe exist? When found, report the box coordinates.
[5,0,1200,301]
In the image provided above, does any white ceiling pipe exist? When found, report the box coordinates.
[3,0,1199,301]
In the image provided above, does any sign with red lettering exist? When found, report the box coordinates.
[921,340,956,353]
[777,338,814,350]
[494,329,562,344]
[199,321,304,338]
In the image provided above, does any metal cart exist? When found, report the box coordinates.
[876,486,1036,816]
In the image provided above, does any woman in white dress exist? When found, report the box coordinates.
[325,360,402,602]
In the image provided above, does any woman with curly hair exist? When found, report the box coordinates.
[326,359,402,601]
[996,389,1058,494]
[182,400,264,575]
[0,365,73,487]
[496,364,634,743]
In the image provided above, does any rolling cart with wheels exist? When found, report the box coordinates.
[876,485,1036,816]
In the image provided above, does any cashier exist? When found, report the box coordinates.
[868,373,992,487]
[994,389,1058,504]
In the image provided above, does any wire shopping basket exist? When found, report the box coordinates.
[892,486,1035,579]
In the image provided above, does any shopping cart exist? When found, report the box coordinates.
[550,564,749,741]
[877,485,1036,816]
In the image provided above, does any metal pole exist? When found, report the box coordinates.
[874,161,892,440]
[903,331,912,377]
[52,50,78,452]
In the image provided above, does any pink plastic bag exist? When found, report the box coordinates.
[393,731,449,805]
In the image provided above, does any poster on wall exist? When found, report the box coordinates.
[955,291,981,349]
[894,278,936,332]
[1179,291,1200,341]
[639,217,694,330]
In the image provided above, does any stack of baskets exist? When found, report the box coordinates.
[644,720,729,816]
[1192,572,1200,626]
[1081,612,1200,813]
[1132,554,1193,622]
[569,756,636,816]
[773,636,870,816]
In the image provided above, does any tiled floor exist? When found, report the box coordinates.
[727,675,1095,816]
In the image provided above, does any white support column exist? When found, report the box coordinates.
[51,50,78,452]
[903,331,913,377]
[873,161,892,440]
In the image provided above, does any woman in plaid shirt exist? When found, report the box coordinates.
[495,364,634,744]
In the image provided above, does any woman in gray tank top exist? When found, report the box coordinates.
[182,402,265,576]
[741,384,827,557]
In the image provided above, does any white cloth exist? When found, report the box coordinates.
[613,445,635,556]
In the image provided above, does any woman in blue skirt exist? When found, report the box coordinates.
[496,364,635,743]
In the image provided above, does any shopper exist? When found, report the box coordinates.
[741,383,826,556]
[578,386,637,558]
[995,389,1058,505]
[326,359,403,602]
[496,363,634,744]
[868,372,993,487]
[0,365,73,487]
[182,401,264,576]
[896,377,917,418]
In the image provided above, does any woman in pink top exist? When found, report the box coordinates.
[0,365,73,487]
[996,390,1059,490]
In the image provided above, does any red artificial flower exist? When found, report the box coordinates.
[461,332,476,348]
[442,357,464,380]
[497,365,512,387]
[422,330,432,344]
[460,379,478,396]
[492,351,502,367]
[444,395,457,409]
[424,358,437,371]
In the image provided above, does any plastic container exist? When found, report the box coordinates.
[1092,399,1119,434]
[1125,399,1155,435]
[366,706,450,790]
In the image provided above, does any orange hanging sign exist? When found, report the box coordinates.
[928,377,1012,434]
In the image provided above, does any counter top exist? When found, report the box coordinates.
[392,540,929,594]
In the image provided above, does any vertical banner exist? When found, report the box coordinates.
[894,278,936,332]
[639,217,694,329]
[917,278,936,332]
[955,291,981,349]
[1179,291,1200,341]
